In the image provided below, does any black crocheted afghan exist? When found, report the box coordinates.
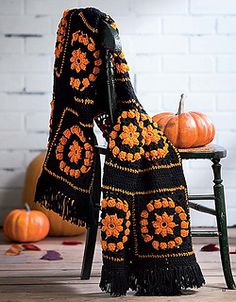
[35,7,205,296]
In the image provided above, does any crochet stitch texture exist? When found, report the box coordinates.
[35,7,205,296]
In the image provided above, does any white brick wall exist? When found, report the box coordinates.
[0,55,52,72]
[162,55,215,72]
[0,37,24,54]
[190,36,236,54]
[0,0,236,227]
[190,0,236,15]
[0,16,52,34]
[163,17,216,34]
[131,35,188,54]
[218,17,236,34]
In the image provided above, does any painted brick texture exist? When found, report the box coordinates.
[0,0,235,227]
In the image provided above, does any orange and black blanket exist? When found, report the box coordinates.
[35,7,205,296]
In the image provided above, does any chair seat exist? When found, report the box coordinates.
[178,144,226,160]
[96,143,226,159]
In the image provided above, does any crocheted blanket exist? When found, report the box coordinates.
[35,7,205,296]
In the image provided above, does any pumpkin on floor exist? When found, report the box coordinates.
[3,203,50,242]
[152,94,215,148]
[22,152,86,236]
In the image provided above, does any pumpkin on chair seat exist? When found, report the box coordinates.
[22,152,86,237]
[152,94,215,149]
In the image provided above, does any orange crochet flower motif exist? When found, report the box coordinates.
[93,66,100,74]
[142,124,160,145]
[168,240,176,249]
[112,146,120,156]
[140,196,190,251]
[152,240,159,250]
[79,34,89,46]
[70,49,89,73]
[70,30,101,92]
[100,198,131,252]
[55,125,93,178]
[108,198,116,207]
[141,210,149,219]
[82,78,90,89]
[119,123,140,148]
[152,212,177,237]
[143,234,153,243]
[159,242,167,250]
[108,109,145,163]
[175,237,183,245]
[68,140,82,164]
[115,62,129,74]
[89,74,96,82]
[139,113,169,161]
[107,242,116,252]
[181,221,189,229]
[54,9,69,59]
[54,43,63,58]
[179,213,187,221]
[176,206,184,214]
[101,213,124,238]
[88,43,95,51]
[108,109,169,164]
[181,229,189,237]
[70,77,81,90]
[117,242,124,250]
[72,30,96,51]
[100,240,107,251]
[119,52,125,59]
[145,142,169,161]
[111,22,118,29]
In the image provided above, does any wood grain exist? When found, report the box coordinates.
[0,228,236,301]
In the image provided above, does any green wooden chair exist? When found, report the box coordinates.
[179,145,235,289]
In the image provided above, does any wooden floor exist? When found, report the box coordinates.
[0,228,236,302]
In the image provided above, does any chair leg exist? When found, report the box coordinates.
[81,147,101,280]
[81,219,99,280]
[212,158,236,289]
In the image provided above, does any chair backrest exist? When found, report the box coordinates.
[99,20,122,123]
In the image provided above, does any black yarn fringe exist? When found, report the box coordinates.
[34,183,95,227]
[99,266,130,296]
[100,262,205,296]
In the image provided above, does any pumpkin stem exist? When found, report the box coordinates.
[25,203,31,212]
[177,94,185,115]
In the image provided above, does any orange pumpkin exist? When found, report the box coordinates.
[22,152,86,237]
[153,94,215,148]
[3,203,50,242]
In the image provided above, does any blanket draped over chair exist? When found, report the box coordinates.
[35,7,205,296]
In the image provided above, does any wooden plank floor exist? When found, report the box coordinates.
[0,228,236,301]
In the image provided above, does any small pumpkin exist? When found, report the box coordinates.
[3,203,50,242]
[152,94,215,148]
[22,152,86,237]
